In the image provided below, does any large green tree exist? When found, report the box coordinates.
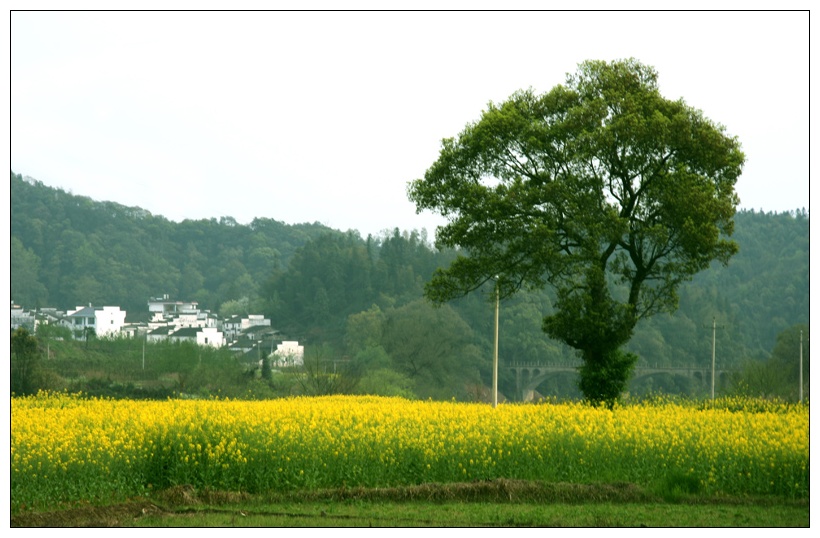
[381,299,484,400]
[408,59,745,406]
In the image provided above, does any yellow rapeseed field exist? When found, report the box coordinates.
[11,392,808,510]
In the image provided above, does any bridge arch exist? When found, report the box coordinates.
[505,362,738,401]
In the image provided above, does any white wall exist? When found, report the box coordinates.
[94,306,127,337]
[273,340,304,366]
[197,326,225,348]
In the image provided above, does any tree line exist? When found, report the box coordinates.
[10,168,809,401]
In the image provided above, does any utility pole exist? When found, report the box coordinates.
[704,317,725,400]
[493,277,499,408]
[799,330,803,403]
[711,317,716,400]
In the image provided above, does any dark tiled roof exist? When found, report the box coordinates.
[172,327,201,337]
[67,306,98,318]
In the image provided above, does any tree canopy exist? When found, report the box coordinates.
[11,327,41,396]
[408,59,745,405]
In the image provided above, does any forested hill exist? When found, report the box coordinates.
[627,207,809,367]
[10,171,342,314]
[10,170,809,375]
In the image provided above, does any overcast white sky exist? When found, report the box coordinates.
[9,9,811,239]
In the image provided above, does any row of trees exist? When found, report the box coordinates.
[10,188,809,401]
[12,173,807,375]
[11,310,809,403]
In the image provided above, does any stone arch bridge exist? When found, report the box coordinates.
[507,361,737,402]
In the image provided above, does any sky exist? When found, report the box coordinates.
[8,9,811,240]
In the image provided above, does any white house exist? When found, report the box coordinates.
[121,321,149,338]
[11,305,66,333]
[148,309,218,332]
[147,325,225,349]
[11,303,36,331]
[241,314,270,331]
[148,295,199,316]
[272,340,304,366]
[64,305,127,338]
[222,315,244,342]
[146,325,175,343]
[168,311,218,329]
[196,326,225,348]
[221,314,272,343]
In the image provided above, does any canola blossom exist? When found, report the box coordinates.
[11,392,808,510]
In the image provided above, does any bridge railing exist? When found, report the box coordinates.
[507,361,582,368]
[506,362,736,372]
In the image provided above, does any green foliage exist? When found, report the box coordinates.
[218,297,251,318]
[407,59,745,405]
[9,168,808,402]
[355,368,417,399]
[623,209,807,377]
[350,345,392,371]
[344,305,386,356]
[380,299,484,400]
[731,324,809,401]
[14,487,812,527]
[30,335,252,399]
[260,355,273,381]
[576,349,639,408]
[11,237,48,307]
[261,232,376,340]
[36,322,73,341]
[657,469,703,502]
[294,345,360,396]
[10,172,334,314]
[11,327,41,395]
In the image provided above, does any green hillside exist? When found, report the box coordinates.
[10,171,809,399]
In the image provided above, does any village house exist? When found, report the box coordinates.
[10,303,36,331]
[148,310,219,331]
[11,297,277,356]
[10,304,65,332]
[222,314,270,342]
[146,325,226,348]
[63,305,127,338]
[272,340,305,367]
[120,321,149,338]
[148,295,199,316]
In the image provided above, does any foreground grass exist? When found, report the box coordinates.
[11,481,809,527]
[133,503,808,528]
